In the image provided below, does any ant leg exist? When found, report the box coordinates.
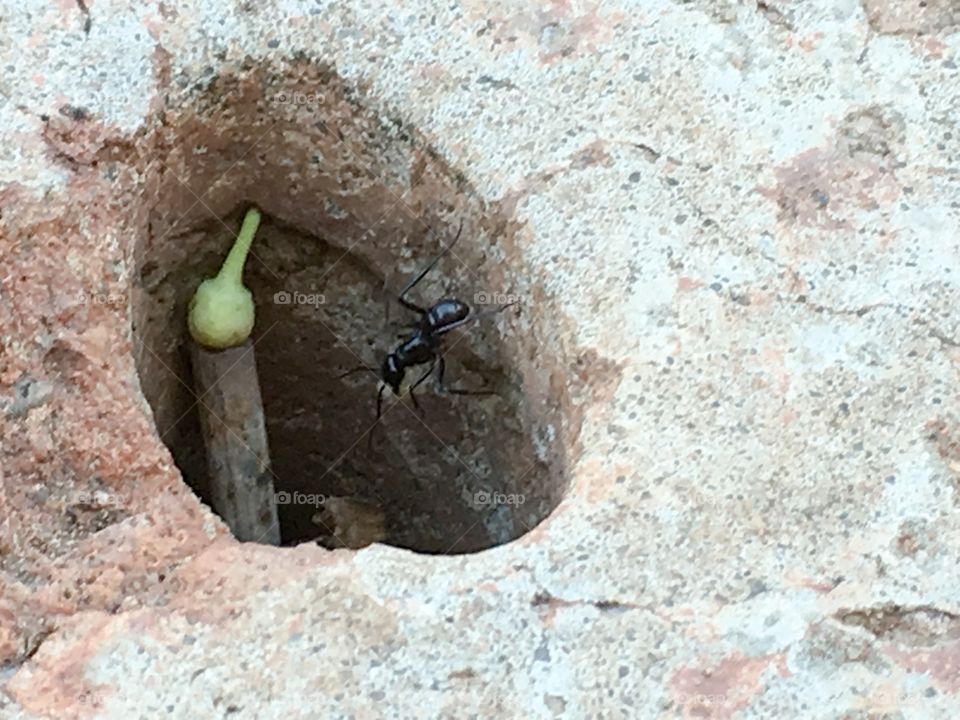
[408,359,437,416]
[397,323,418,340]
[338,365,375,380]
[382,276,394,326]
[369,384,386,451]
[412,360,437,391]
[435,357,495,396]
[396,220,464,315]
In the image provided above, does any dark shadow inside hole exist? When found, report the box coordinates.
[138,208,552,554]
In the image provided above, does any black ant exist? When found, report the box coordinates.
[340,221,515,439]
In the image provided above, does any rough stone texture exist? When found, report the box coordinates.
[1,0,960,718]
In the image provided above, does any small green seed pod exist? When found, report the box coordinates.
[188,207,261,349]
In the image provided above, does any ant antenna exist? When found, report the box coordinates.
[384,220,464,324]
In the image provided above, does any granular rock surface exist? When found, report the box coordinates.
[2,1,960,718]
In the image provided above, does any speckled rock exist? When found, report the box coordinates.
[2,1,960,718]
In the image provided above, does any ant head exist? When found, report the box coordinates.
[381,354,404,395]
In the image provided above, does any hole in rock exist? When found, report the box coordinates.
[131,63,568,553]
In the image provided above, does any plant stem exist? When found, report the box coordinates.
[217,207,261,285]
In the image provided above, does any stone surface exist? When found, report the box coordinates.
[1,0,960,718]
